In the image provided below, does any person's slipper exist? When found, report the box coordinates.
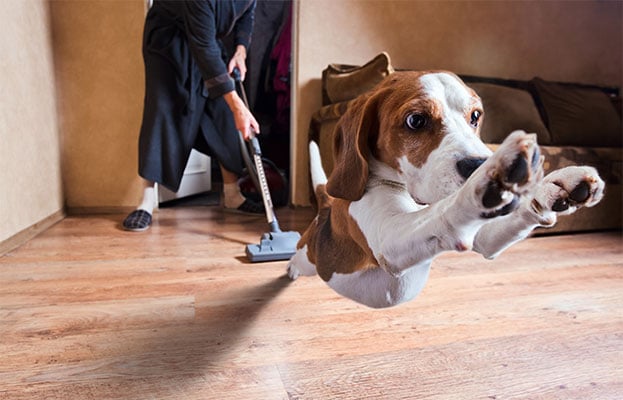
[122,209,152,232]
[225,198,265,214]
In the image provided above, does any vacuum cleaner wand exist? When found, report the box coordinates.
[249,136,279,231]
[231,68,301,262]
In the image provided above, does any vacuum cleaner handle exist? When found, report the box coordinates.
[231,67,251,108]
[231,66,242,83]
[249,137,281,232]
[232,67,281,233]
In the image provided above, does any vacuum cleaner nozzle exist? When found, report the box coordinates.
[245,230,301,262]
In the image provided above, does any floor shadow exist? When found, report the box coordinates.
[107,274,293,381]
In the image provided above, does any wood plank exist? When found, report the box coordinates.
[0,206,621,399]
[278,329,622,400]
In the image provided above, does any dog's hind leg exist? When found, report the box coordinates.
[473,166,605,259]
[287,245,318,280]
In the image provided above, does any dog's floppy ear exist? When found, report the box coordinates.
[326,91,381,201]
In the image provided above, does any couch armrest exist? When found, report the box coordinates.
[309,101,352,142]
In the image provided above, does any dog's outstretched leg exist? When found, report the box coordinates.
[473,166,605,259]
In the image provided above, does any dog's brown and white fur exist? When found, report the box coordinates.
[287,71,605,308]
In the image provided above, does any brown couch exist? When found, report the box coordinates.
[308,53,622,234]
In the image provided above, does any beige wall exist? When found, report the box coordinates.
[2,0,145,250]
[50,0,146,211]
[291,0,623,205]
[0,0,63,244]
[2,0,621,246]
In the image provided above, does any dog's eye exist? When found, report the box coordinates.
[470,110,482,127]
[405,113,428,131]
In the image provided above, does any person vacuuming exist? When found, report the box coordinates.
[123,0,264,232]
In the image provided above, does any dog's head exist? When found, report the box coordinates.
[326,71,493,204]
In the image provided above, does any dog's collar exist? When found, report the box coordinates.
[368,178,407,192]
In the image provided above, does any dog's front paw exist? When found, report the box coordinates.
[531,166,605,224]
[476,130,543,218]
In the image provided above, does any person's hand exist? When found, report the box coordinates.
[228,45,248,81]
[223,91,260,140]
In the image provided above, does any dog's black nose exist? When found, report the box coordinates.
[457,158,487,179]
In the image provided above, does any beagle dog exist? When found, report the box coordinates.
[288,71,605,309]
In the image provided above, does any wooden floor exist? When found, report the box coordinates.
[1,205,622,400]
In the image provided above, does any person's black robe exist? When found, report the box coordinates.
[138,0,256,192]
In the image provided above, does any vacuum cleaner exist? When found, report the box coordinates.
[232,68,301,262]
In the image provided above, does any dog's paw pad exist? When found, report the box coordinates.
[551,196,571,212]
[482,181,505,208]
[550,181,591,212]
[476,131,542,217]
[535,166,605,216]
[506,154,529,184]
[505,145,541,184]
[481,195,520,219]
[569,180,591,203]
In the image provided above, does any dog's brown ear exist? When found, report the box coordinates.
[326,92,380,201]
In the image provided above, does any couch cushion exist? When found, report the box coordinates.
[323,52,394,105]
[470,83,551,145]
[531,78,622,147]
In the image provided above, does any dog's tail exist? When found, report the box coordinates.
[309,141,331,209]
[309,141,327,189]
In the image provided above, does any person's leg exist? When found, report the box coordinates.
[122,178,156,231]
[220,165,245,208]
[136,179,157,214]
[197,94,262,214]
[220,164,264,213]
[199,105,266,213]
[128,5,210,231]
